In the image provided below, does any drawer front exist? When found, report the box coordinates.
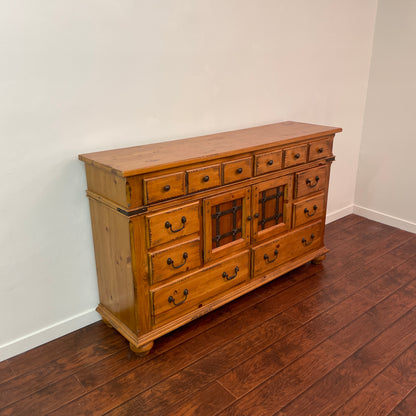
[149,238,201,284]
[145,202,200,248]
[187,164,221,193]
[309,138,332,161]
[252,221,323,277]
[222,157,252,184]
[293,194,325,228]
[295,165,327,198]
[283,144,308,168]
[151,251,250,326]
[254,150,283,175]
[143,171,185,204]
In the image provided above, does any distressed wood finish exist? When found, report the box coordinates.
[79,121,341,355]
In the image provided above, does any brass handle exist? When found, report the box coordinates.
[165,216,187,233]
[304,205,318,217]
[222,266,239,281]
[302,234,315,246]
[294,153,301,159]
[236,167,243,174]
[306,176,320,188]
[264,248,279,264]
[167,252,188,269]
[267,159,274,166]
[203,175,210,182]
[168,289,189,306]
[164,185,171,192]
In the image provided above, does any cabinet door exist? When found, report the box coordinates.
[203,187,251,263]
[251,174,293,243]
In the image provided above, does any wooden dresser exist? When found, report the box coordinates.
[79,121,342,355]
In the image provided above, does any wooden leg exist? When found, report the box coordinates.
[312,254,326,265]
[129,341,154,357]
[102,317,112,328]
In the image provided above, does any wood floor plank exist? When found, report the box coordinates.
[0,362,14,385]
[388,388,416,416]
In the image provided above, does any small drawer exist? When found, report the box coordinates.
[149,238,201,284]
[252,221,323,277]
[143,171,185,204]
[309,138,332,161]
[151,251,250,326]
[222,157,252,185]
[283,145,307,168]
[187,164,221,193]
[295,166,327,198]
[254,150,282,175]
[145,202,200,248]
[293,194,325,228]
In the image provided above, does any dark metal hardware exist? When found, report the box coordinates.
[203,175,210,182]
[318,147,324,153]
[258,186,284,230]
[168,289,189,306]
[116,206,148,217]
[294,153,301,159]
[267,159,274,166]
[167,252,188,269]
[306,176,320,188]
[247,216,252,221]
[302,234,315,246]
[236,167,243,174]
[222,266,239,281]
[164,184,171,192]
[304,205,318,217]
[254,213,260,218]
[264,248,279,263]
[165,216,187,233]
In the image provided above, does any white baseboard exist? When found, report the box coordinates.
[0,309,101,362]
[353,204,416,234]
[325,204,354,224]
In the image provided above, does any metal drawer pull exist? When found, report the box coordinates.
[304,205,318,217]
[167,252,188,269]
[318,147,324,153]
[267,159,274,166]
[306,176,320,188]
[264,248,279,263]
[203,175,210,182]
[168,289,189,306]
[164,184,171,192]
[294,153,301,159]
[236,167,243,174]
[302,234,315,246]
[222,266,239,281]
[165,216,187,233]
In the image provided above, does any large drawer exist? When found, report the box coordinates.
[252,221,323,277]
[151,251,250,326]
[145,202,200,248]
[295,165,327,198]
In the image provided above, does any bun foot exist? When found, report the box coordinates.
[312,255,326,265]
[130,341,154,356]
[102,317,112,328]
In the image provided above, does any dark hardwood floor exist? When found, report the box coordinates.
[1,215,416,416]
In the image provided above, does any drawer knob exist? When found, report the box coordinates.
[164,184,171,192]
[203,175,210,182]
[236,167,243,174]
[168,289,189,306]
[222,266,239,281]
[267,159,274,166]
[264,248,279,264]
[302,234,315,246]
[167,252,188,269]
[306,176,320,188]
[254,213,260,219]
[294,153,301,159]
[304,205,318,217]
[318,147,324,153]
[165,216,187,233]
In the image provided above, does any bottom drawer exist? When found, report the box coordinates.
[252,221,323,277]
[151,251,250,326]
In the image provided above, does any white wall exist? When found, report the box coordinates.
[355,0,416,232]
[0,0,378,360]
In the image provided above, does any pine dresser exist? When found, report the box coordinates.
[79,121,342,355]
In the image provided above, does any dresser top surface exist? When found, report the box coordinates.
[79,121,342,177]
